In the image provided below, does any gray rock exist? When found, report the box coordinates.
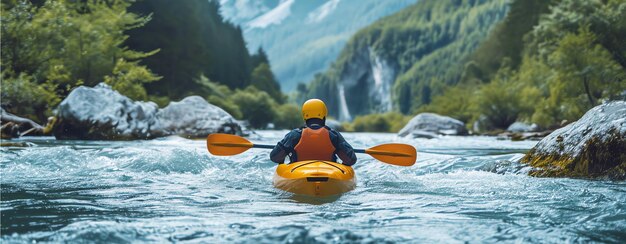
[54,83,241,140]
[520,101,626,179]
[398,113,468,138]
[54,83,162,140]
[507,122,539,132]
[157,96,242,138]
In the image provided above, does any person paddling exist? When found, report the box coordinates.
[270,99,357,166]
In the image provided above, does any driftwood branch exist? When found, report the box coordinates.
[1,109,44,130]
[0,109,53,138]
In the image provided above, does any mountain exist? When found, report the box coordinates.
[304,0,509,120]
[219,0,417,91]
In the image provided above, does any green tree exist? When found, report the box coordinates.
[231,86,277,129]
[465,0,554,83]
[0,71,59,122]
[548,27,625,109]
[251,63,284,103]
[193,75,242,118]
[250,47,270,71]
[1,0,158,121]
[472,67,523,129]
[126,0,253,98]
[104,59,161,101]
[275,104,303,129]
[419,84,475,124]
[528,0,626,67]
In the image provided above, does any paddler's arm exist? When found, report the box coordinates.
[270,129,302,164]
[328,128,357,166]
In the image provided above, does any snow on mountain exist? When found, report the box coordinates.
[248,0,295,29]
[306,0,341,24]
[219,0,272,24]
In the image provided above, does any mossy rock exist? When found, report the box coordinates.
[522,129,626,179]
[520,101,626,180]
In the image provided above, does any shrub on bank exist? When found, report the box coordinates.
[344,112,410,133]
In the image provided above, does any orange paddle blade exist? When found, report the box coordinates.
[206,133,253,156]
[365,143,417,166]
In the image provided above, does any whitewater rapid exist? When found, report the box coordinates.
[2,131,625,243]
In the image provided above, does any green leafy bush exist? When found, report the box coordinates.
[346,112,410,132]
[275,104,303,129]
[1,0,158,120]
[207,96,242,119]
[231,86,277,129]
[0,71,59,122]
[105,59,160,101]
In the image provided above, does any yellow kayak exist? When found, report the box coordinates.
[273,161,356,196]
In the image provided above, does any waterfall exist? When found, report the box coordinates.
[370,52,394,112]
[337,84,352,121]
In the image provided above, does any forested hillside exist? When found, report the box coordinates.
[302,0,509,120]
[303,0,625,133]
[424,0,626,130]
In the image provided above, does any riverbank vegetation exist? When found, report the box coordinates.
[341,112,410,133]
[1,0,159,122]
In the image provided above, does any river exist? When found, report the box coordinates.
[2,131,625,243]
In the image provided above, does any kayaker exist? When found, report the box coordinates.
[270,99,357,166]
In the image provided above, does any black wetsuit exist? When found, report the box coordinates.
[270,124,357,166]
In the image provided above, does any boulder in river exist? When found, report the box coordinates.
[506,122,539,133]
[157,96,242,138]
[398,113,468,138]
[54,83,163,140]
[520,101,626,180]
[54,83,242,140]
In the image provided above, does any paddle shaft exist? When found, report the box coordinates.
[253,144,275,149]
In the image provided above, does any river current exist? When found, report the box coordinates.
[1,131,625,243]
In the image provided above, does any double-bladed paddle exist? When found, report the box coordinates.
[206,133,416,166]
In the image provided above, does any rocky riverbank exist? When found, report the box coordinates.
[53,83,243,140]
[520,101,626,180]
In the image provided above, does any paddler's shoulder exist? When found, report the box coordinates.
[324,126,348,143]
[324,125,339,134]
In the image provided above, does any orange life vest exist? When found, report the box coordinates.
[294,127,336,161]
